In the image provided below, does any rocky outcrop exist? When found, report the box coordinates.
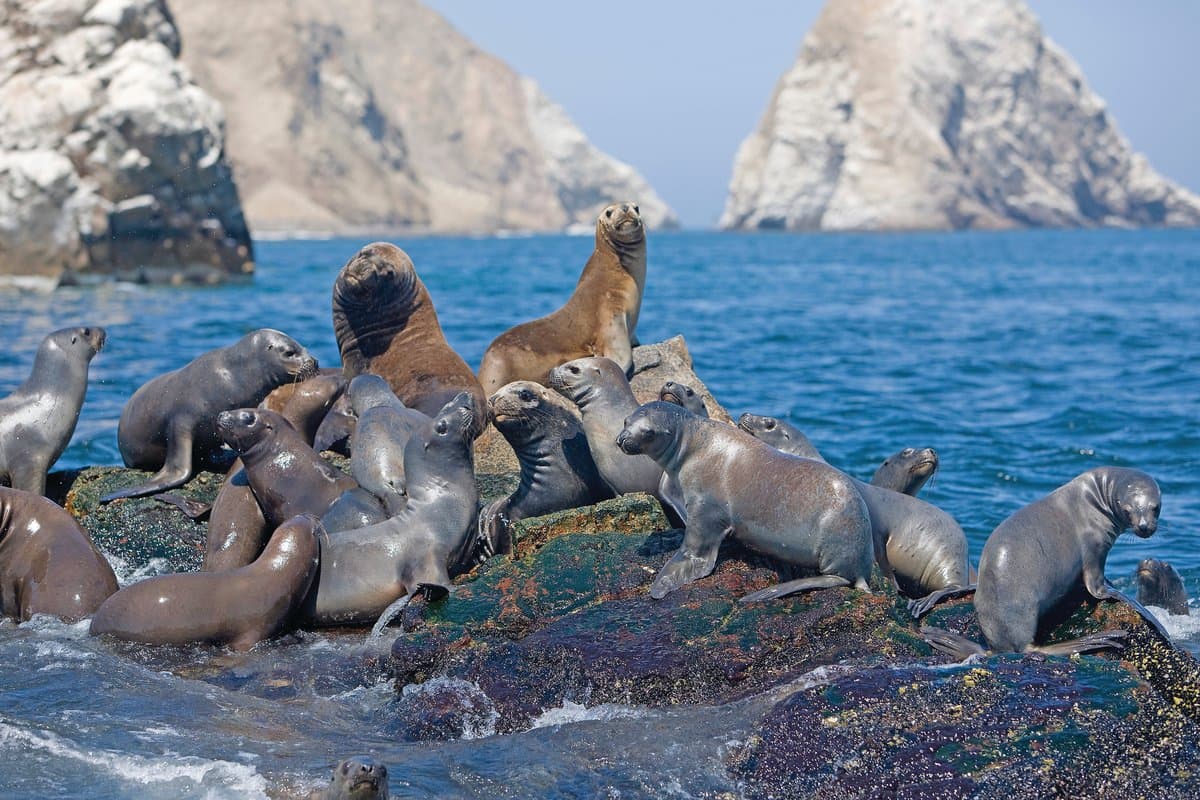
[0,0,253,283]
[721,0,1200,232]
[170,0,676,234]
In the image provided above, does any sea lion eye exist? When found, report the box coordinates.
[518,390,534,402]
[568,364,580,374]
[435,420,448,435]
[605,209,613,218]
[633,205,640,214]
[764,419,776,431]
[71,335,78,344]
[902,448,915,456]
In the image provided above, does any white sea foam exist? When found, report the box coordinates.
[107,554,174,586]
[34,640,96,672]
[0,720,268,798]
[1146,605,1200,641]
[400,676,500,740]
[527,698,646,730]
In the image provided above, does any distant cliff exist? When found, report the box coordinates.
[721,0,1200,232]
[0,0,252,283]
[170,0,676,234]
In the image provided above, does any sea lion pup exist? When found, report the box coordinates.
[479,381,614,558]
[0,487,118,622]
[90,515,321,651]
[313,394,356,455]
[309,757,390,800]
[1137,558,1189,616]
[101,329,318,502]
[617,402,874,601]
[921,467,1162,658]
[302,393,480,626]
[870,447,939,496]
[736,413,824,461]
[216,409,358,528]
[331,242,486,435]
[347,374,431,516]
[658,381,708,418]
[204,374,347,571]
[477,202,647,396]
[547,357,685,527]
[0,326,105,495]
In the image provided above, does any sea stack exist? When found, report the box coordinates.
[720,0,1200,231]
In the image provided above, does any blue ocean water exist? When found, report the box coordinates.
[0,229,1197,797]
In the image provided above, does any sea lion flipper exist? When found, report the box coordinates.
[6,456,48,496]
[656,473,688,528]
[478,499,514,560]
[101,418,196,502]
[920,625,988,660]
[908,584,977,620]
[1035,629,1128,656]
[740,574,852,604]
[649,545,721,600]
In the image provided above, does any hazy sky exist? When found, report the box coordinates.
[424,1,1200,228]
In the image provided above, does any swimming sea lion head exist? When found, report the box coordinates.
[617,401,686,458]
[328,755,389,800]
[597,201,645,248]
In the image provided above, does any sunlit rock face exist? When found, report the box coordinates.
[0,0,253,283]
[721,0,1200,232]
[170,0,676,235]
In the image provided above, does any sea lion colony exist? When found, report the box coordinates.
[0,201,1186,791]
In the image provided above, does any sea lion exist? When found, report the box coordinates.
[90,515,321,650]
[216,409,357,529]
[479,381,614,557]
[309,757,390,800]
[736,413,824,461]
[922,467,1161,657]
[0,326,105,495]
[314,394,356,456]
[477,202,647,395]
[204,374,348,572]
[331,242,485,434]
[617,402,874,601]
[303,393,480,626]
[0,487,118,622]
[658,381,708,418]
[347,374,430,516]
[547,357,684,527]
[1136,558,1189,616]
[871,447,939,496]
[102,329,318,502]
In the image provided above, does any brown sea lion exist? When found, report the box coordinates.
[0,326,105,495]
[477,202,647,396]
[0,487,118,622]
[331,242,485,435]
[90,515,321,650]
[102,329,318,502]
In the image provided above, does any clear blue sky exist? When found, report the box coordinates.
[425,1,1200,228]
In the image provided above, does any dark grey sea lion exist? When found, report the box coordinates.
[0,487,118,622]
[347,374,430,516]
[332,242,486,435]
[548,357,685,527]
[309,756,390,800]
[90,515,321,651]
[0,326,105,495]
[870,447,939,496]
[102,329,317,502]
[736,413,824,461]
[658,380,708,418]
[479,381,613,558]
[478,202,647,395]
[302,393,480,626]
[617,402,874,602]
[1136,558,1189,616]
[313,394,356,456]
[922,467,1162,657]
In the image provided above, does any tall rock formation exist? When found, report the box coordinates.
[721,0,1200,231]
[0,0,252,283]
[170,0,676,234]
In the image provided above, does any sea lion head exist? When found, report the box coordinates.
[658,381,705,417]
[1112,470,1161,538]
[325,755,389,800]
[597,201,645,249]
[874,447,939,494]
[547,357,624,405]
[617,401,687,459]
[348,374,402,417]
[488,381,552,433]
[427,391,477,450]
[47,325,106,361]
[249,329,318,381]
[217,408,283,455]
[737,413,792,446]
[1136,558,1188,613]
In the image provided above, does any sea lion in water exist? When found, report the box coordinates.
[922,467,1161,658]
[0,326,105,495]
[871,447,939,496]
[617,402,874,601]
[309,757,390,800]
[736,414,824,461]
[477,202,647,396]
[548,358,684,527]
[347,374,430,516]
[331,242,485,434]
[0,487,117,622]
[479,381,613,557]
[1136,558,1189,616]
[658,381,708,418]
[102,329,317,502]
[90,515,321,651]
[303,393,480,626]
[204,373,347,571]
